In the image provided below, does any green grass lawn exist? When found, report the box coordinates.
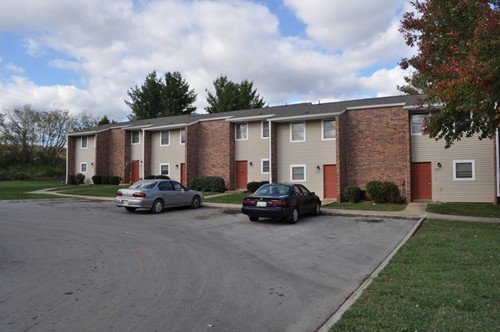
[323,201,407,212]
[330,219,500,331]
[50,184,129,197]
[427,202,500,217]
[0,180,63,200]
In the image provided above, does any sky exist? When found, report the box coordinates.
[0,0,415,121]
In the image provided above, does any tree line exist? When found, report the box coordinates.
[125,71,266,120]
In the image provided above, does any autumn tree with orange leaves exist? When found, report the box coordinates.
[399,0,499,147]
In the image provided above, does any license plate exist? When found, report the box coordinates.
[122,200,128,205]
[256,201,267,207]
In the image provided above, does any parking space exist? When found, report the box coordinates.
[0,200,418,332]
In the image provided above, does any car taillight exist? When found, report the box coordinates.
[116,191,123,196]
[133,192,147,198]
[269,200,286,207]
[242,199,256,206]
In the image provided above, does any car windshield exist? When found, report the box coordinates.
[254,184,290,197]
[130,181,157,190]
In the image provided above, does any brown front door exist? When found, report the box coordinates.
[131,160,141,183]
[180,163,187,187]
[411,162,432,200]
[323,165,337,199]
[236,161,248,190]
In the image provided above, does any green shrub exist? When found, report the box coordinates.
[67,175,77,185]
[155,175,170,179]
[188,176,226,192]
[75,173,85,184]
[92,175,102,184]
[109,176,121,185]
[344,185,361,203]
[101,175,110,184]
[366,180,401,204]
[247,181,269,192]
[144,175,156,179]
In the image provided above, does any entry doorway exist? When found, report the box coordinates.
[323,165,337,199]
[236,161,248,190]
[411,162,432,200]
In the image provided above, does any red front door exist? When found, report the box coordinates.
[180,163,187,187]
[411,162,432,200]
[236,161,248,190]
[131,160,141,183]
[323,165,337,199]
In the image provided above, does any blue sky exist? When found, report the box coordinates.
[0,0,414,120]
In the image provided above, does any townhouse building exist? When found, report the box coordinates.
[67,94,498,203]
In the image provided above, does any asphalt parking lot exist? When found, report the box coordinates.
[0,199,418,332]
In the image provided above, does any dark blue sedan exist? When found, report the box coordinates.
[241,183,321,223]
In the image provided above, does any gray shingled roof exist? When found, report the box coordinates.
[69,94,424,135]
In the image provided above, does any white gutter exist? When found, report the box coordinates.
[346,102,406,111]
[270,112,340,123]
[143,123,188,131]
[226,114,276,123]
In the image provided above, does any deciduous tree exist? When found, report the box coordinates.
[399,0,499,147]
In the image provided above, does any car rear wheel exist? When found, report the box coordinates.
[125,207,136,212]
[287,207,299,224]
[151,199,163,214]
[249,216,259,222]
[312,202,321,216]
[191,195,201,209]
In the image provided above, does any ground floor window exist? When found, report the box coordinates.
[80,162,88,173]
[453,160,475,180]
[261,159,270,174]
[160,163,170,176]
[291,164,306,181]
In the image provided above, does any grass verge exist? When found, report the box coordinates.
[330,220,500,331]
[323,201,407,212]
[0,180,63,200]
[427,202,500,217]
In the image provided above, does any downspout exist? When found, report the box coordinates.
[268,119,273,183]
[65,134,69,185]
[141,129,145,180]
[497,128,500,200]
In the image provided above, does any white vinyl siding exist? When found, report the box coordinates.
[150,130,185,178]
[235,122,270,183]
[74,135,95,181]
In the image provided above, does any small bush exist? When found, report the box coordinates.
[366,180,401,204]
[155,175,170,179]
[246,181,268,192]
[75,173,85,184]
[92,175,102,184]
[109,176,121,185]
[144,175,156,179]
[101,175,110,184]
[344,185,361,203]
[67,175,77,185]
[189,176,226,192]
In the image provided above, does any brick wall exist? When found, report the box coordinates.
[186,120,235,190]
[338,106,410,200]
[143,131,152,178]
[66,136,76,182]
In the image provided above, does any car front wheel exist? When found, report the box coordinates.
[191,196,201,209]
[312,202,321,216]
[287,207,299,224]
[151,199,164,214]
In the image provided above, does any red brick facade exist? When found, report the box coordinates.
[337,106,411,200]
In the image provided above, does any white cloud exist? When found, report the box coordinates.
[0,0,414,121]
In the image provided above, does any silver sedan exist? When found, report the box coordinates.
[115,179,203,213]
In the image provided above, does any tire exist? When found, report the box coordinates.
[249,216,259,222]
[191,195,201,209]
[125,207,136,212]
[312,202,321,216]
[151,199,164,214]
[287,207,299,224]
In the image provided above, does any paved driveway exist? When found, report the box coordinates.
[0,200,418,332]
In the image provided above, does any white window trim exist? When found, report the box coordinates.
[290,122,306,142]
[159,163,170,176]
[261,159,270,174]
[80,162,88,173]
[160,130,170,146]
[131,131,140,145]
[453,160,475,181]
[235,123,248,141]
[81,136,88,149]
[180,128,185,145]
[290,164,306,182]
[261,121,269,139]
[322,119,336,140]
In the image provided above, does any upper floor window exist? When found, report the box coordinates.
[411,113,429,135]
[81,136,88,149]
[322,120,336,140]
[262,121,269,138]
[161,130,170,146]
[236,123,248,140]
[291,122,305,142]
[131,131,140,144]
[453,160,475,180]
[180,129,185,144]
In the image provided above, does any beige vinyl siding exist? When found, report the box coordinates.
[412,135,494,202]
[131,131,142,161]
[235,122,270,182]
[276,120,336,198]
[150,129,185,180]
[75,135,95,182]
